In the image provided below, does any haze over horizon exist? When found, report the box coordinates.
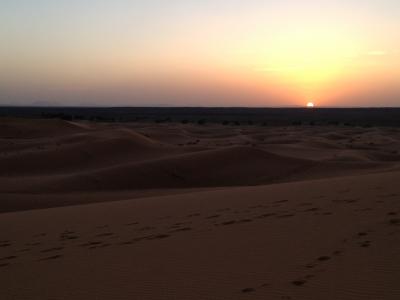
[1,0,400,107]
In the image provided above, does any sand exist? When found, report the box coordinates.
[1,118,400,299]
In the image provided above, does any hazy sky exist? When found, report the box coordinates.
[1,0,400,107]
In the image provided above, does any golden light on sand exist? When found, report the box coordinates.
[307,102,315,108]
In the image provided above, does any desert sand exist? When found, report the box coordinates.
[1,117,400,299]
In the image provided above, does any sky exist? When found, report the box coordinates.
[1,0,400,107]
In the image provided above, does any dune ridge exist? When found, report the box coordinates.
[1,118,400,299]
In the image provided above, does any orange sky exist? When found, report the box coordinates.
[1,0,400,107]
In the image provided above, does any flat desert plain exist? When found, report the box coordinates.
[1,118,400,299]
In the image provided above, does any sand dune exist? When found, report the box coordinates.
[10,146,313,193]
[1,170,400,299]
[1,119,398,196]
[1,118,400,299]
[0,118,85,138]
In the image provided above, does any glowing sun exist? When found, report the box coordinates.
[307,102,315,108]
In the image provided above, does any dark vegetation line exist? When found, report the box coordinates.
[1,107,400,127]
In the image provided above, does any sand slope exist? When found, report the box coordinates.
[1,118,400,299]
[1,170,400,299]
[1,119,399,199]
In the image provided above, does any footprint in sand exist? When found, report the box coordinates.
[216,208,231,212]
[292,280,307,286]
[0,255,17,261]
[125,222,139,226]
[171,227,192,232]
[139,226,156,231]
[95,232,114,238]
[304,207,320,212]
[360,241,371,248]
[389,218,400,225]
[0,241,11,248]
[241,288,255,293]
[79,241,103,247]
[18,248,31,252]
[33,233,47,238]
[41,247,64,253]
[298,202,314,207]
[0,263,10,267]
[96,225,109,230]
[317,256,331,262]
[39,255,63,261]
[218,220,236,226]
[256,213,275,219]
[25,242,41,247]
[276,214,295,218]
[187,213,201,218]
[274,200,289,204]
[147,234,170,240]
[205,214,220,219]
[60,230,79,241]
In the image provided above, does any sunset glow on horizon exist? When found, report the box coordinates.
[1,0,400,107]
